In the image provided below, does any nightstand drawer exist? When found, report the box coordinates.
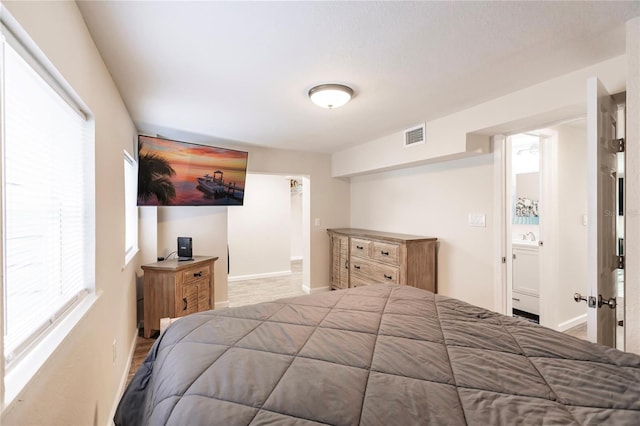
[182,264,211,284]
[351,238,371,259]
[372,241,400,265]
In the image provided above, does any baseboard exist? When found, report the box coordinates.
[302,285,330,294]
[215,300,230,309]
[108,328,138,425]
[228,270,291,282]
[557,314,587,332]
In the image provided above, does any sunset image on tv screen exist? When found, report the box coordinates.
[137,135,249,206]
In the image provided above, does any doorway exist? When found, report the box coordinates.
[504,120,591,334]
[500,109,625,349]
[508,133,543,324]
[226,173,311,306]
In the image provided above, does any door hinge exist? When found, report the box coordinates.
[618,255,625,269]
[615,138,625,153]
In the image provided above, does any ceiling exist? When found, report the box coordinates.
[76,1,640,153]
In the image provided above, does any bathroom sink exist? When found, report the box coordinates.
[512,240,539,247]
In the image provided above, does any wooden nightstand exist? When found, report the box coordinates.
[141,256,218,338]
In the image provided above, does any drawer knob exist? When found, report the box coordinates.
[356,245,364,250]
[353,264,361,270]
[194,272,202,277]
[381,251,389,256]
[384,274,392,280]
[183,297,188,310]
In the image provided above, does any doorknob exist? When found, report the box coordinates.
[598,295,616,309]
[574,293,597,308]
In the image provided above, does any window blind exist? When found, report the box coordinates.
[3,36,91,367]
[124,151,138,264]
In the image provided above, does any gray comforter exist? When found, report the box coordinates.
[115,284,640,425]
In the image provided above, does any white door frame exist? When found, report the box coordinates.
[495,130,560,328]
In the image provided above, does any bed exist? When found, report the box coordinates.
[115,284,640,425]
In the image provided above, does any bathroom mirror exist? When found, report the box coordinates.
[513,172,539,224]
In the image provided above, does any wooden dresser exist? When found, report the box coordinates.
[327,228,437,292]
[142,256,218,338]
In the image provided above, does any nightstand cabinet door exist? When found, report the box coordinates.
[196,278,211,311]
[179,282,199,316]
[142,256,218,338]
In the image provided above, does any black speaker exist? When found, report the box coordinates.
[177,237,193,261]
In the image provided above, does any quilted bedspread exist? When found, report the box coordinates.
[115,284,640,425]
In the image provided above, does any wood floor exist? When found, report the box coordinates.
[126,260,306,386]
[564,322,587,340]
[228,259,306,307]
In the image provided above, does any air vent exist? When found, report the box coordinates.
[404,124,425,147]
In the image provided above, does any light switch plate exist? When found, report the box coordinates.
[468,213,486,227]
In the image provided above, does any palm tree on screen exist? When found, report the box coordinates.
[138,144,176,205]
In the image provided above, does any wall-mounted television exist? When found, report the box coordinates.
[137,135,248,206]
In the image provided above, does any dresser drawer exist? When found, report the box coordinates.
[372,241,400,265]
[350,274,373,288]
[182,263,211,284]
[351,257,399,284]
[350,238,371,259]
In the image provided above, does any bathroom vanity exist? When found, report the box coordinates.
[512,241,540,315]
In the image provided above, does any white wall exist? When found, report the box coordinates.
[291,182,304,260]
[350,154,496,309]
[333,56,626,178]
[156,206,229,307]
[1,2,138,424]
[556,123,589,328]
[625,16,640,355]
[228,174,291,280]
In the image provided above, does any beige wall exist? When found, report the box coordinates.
[350,154,496,309]
[333,56,626,178]
[156,206,229,307]
[228,174,292,280]
[146,146,350,305]
[555,123,589,328]
[337,53,629,317]
[1,1,138,424]
[246,147,351,291]
[625,17,640,355]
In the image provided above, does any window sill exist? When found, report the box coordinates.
[123,247,139,270]
[3,291,101,410]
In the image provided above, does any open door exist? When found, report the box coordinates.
[584,77,619,347]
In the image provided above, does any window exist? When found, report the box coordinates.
[124,150,138,265]
[1,23,95,402]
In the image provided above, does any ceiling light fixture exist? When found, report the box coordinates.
[308,84,353,109]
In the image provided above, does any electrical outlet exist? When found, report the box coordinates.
[314,218,321,227]
[112,339,117,363]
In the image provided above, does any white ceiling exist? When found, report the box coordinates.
[76,1,640,153]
